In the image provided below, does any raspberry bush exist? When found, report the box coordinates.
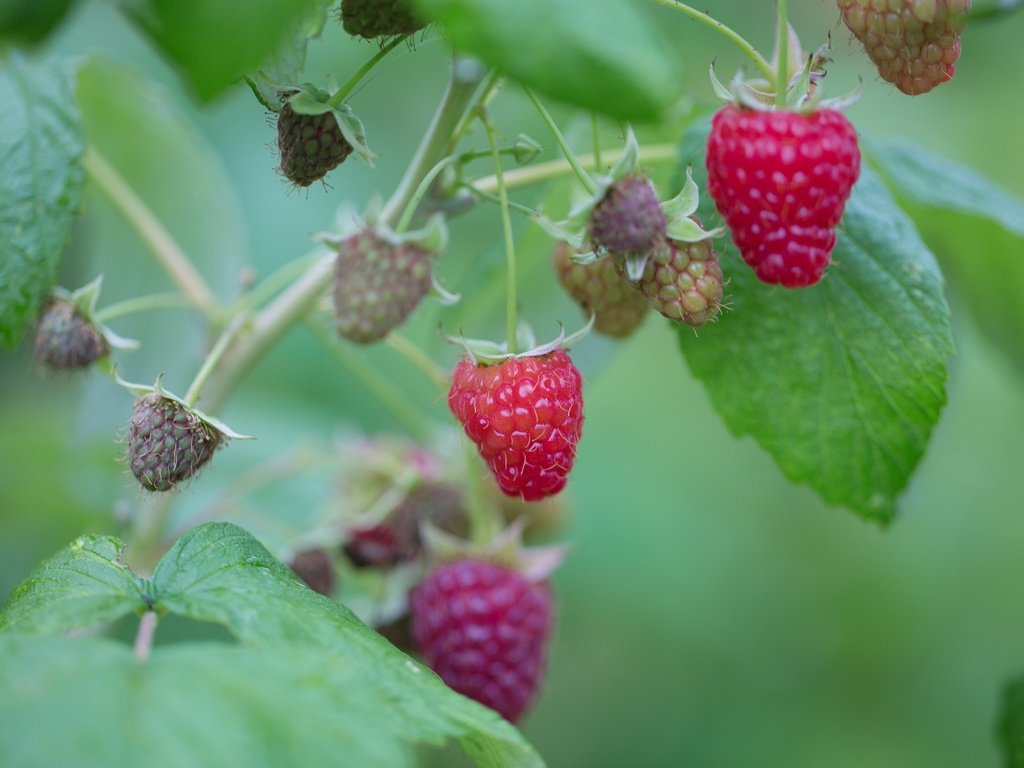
[2,0,1024,765]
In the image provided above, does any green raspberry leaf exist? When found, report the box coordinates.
[862,136,1024,377]
[0,0,77,45]
[117,0,328,102]
[150,522,544,767]
[409,0,678,121]
[675,125,954,523]
[998,675,1024,768]
[0,523,543,767]
[0,54,85,351]
[0,534,146,634]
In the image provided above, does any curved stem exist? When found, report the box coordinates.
[591,113,602,172]
[395,155,460,233]
[480,109,519,354]
[459,183,539,217]
[329,35,408,108]
[523,88,597,195]
[185,312,250,407]
[83,147,221,322]
[473,142,678,194]
[651,0,775,82]
[384,332,449,393]
[306,318,431,441]
[447,69,501,153]
[95,292,192,322]
[776,0,788,106]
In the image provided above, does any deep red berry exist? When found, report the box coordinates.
[589,175,666,254]
[33,298,108,370]
[277,103,353,187]
[706,106,861,288]
[127,394,221,492]
[340,0,424,39]
[448,351,583,501]
[838,0,969,96]
[289,548,335,596]
[636,237,724,327]
[343,482,467,568]
[552,242,648,338]
[410,559,553,722]
[333,229,433,344]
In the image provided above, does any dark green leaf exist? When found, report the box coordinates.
[862,136,1024,376]
[674,125,953,523]
[999,676,1024,768]
[0,0,77,44]
[150,522,543,767]
[409,0,678,121]
[0,534,145,634]
[0,54,85,350]
[118,0,326,102]
[246,0,335,110]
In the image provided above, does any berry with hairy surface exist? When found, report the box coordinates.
[636,237,724,328]
[340,0,424,39]
[127,395,221,492]
[277,103,353,187]
[32,298,108,370]
[589,175,666,254]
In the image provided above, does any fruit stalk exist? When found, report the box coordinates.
[328,35,409,109]
[523,87,597,194]
[82,147,221,322]
[775,0,788,107]
[480,107,519,354]
[133,611,157,662]
[184,312,250,407]
[650,0,775,81]
[94,293,193,323]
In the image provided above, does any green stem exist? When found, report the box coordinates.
[459,183,539,217]
[523,87,597,194]
[199,66,482,413]
[306,319,431,441]
[651,0,775,82]
[185,312,250,407]
[95,292,192,322]
[381,59,487,226]
[384,332,449,393]
[776,0,788,106]
[463,438,499,545]
[447,69,501,153]
[473,142,678,194]
[83,147,222,322]
[231,251,324,314]
[328,35,408,108]
[480,109,519,355]
[591,112,602,172]
[395,155,460,233]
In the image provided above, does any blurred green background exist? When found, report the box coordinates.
[2,2,1024,766]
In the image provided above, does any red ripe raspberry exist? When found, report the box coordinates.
[448,351,583,501]
[410,559,553,722]
[838,0,970,96]
[705,106,861,288]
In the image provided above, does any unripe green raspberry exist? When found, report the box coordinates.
[127,394,221,492]
[552,242,648,338]
[33,298,108,371]
[277,103,353,187]
[333,229,433,344]
[635,238,723,328]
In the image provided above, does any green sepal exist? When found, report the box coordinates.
[114,371,254,441]
[52,276,139,352]
[445,315,594,365]
[283,87,376,166]
[421,520,566,583]
[661,169,725,244]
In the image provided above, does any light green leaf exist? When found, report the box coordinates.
[150,523,544,767]
[117,0,325,102]
[862,136,1024,376]
[0,54,85,350]
[999,676,1024,768]
[408,0,678,121]
[0,534,145,634]
[675,125,953,523]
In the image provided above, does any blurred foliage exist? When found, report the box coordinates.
[1,1,1023,767]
